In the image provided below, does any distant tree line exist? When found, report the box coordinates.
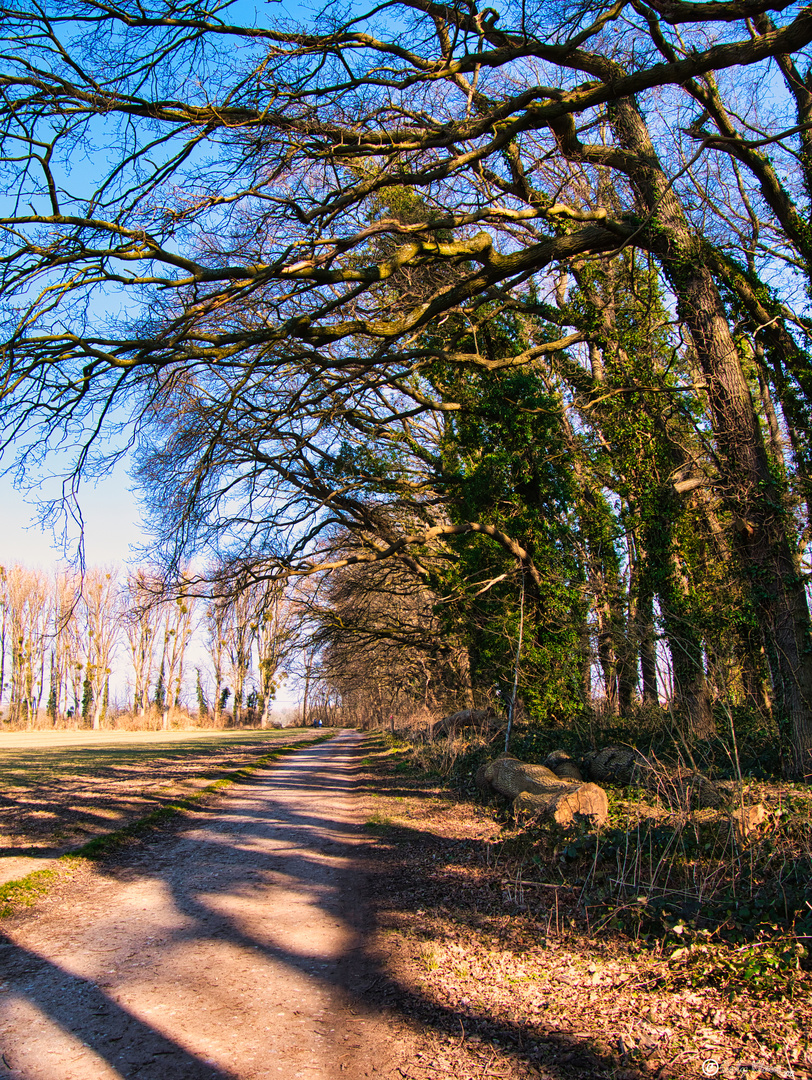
[0,566,295,729]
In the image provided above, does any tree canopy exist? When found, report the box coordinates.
[3,0,812,775]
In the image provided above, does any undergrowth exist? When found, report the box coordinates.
[380,721,812,999]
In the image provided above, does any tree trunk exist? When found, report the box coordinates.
[662,549,715,739]
[638,587,659,704]
[618,532,641,713]
[0,592,6,713]
[259,695,271,728]
[301,654,313,727]
[477,754,609,828]
[607,97,812,775]
[636,493,715,737]
[595,599,620,713]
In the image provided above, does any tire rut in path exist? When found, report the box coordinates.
[0,729,404,1079]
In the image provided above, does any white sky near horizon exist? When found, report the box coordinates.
[0,456,146,569]
[0,462,302,714]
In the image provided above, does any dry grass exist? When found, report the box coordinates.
[382,726,812,959]
[356,735,812,1080]
[0,727,318,856]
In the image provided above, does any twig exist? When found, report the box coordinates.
[480,1051,497,1077]
[504,570,525,755]
[500,879,571,889]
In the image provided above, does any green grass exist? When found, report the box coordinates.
[0,732,336,917]
[364,810,393,831]
[0,863,70,916]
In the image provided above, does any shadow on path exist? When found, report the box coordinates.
[0,730,643,1080]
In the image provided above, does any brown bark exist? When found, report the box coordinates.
[554,95,812,777]
[432,707,497,739]
[477,754,608,828]
[581,746,724,809]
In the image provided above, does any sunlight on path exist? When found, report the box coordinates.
[0,731,379,1079]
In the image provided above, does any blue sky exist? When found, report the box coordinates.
[0,457,146,569]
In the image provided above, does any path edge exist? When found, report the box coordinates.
[0,730,339,918]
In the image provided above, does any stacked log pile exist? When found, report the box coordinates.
[476,754,608,828]
[432,707,497,739]
[411,707,499,742]
[475,744,725,825]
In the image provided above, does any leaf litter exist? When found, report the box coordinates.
[356,741,811,1080]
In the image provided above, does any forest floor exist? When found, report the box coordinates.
[0,729,808,1080]
[354,737,812,1080]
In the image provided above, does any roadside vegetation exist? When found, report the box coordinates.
[3,0,812,1071]
[357,734,812,1080]
[405,721,812,950]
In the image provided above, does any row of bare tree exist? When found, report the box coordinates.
[0,565,296,729]
[7,0,812,771]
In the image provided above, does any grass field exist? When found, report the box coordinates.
[0,727,319,861]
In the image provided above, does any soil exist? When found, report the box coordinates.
[0,731,414,1079]
[0,730,809,1080]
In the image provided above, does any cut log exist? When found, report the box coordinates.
[677,773,724,810]
[514,784,608,829]
[543,749,584,782]
[413,707,499,743]
[731,802,767,844]
[477,754,608,828]
[581,746,649,786]
[483,755,562,798]
[581,745,724,810]
[432,707,497,739]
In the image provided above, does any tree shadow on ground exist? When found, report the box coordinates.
[0,731,653,1079]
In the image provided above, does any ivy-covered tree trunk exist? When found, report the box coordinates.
[560,264,717,732]
[638,494,715,738]
[608,97,812,777]
[636,581,659,704]
[576,477,636,716]
[619,531,643,715]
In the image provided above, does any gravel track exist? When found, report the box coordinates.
[0,730,403,1079]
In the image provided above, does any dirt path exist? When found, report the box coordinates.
[0,730,410,1079]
